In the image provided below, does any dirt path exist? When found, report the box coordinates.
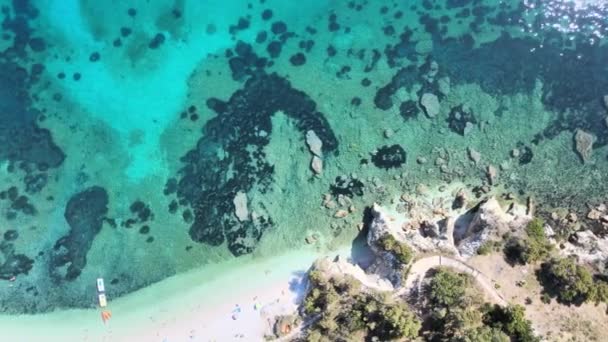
[401,255,507,306]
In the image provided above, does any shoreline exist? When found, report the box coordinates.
[0,246,348,341]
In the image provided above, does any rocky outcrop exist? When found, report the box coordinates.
[562,230,608,272]
[456,197,529,257]
[368,191,530,260]
[311,257,394,293]
[574,129,595,163]
[486,165,498,185]
[367,204,407,249]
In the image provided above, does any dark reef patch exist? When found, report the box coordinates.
[518,144,534,165]
[0,1,65,193]
[228,40,267,81]
[399,100,420,121]
[372,145,407,169]
[384,28,417,67]
[128,200,153,223]
[174,73,338,256]
[0,241,33,280]
[50,186,109,281]
[374,65,419,110]
[446,104,477,136]
[330,176,364,198]
[432,31,608,146]
[3,230,18,241]
[289,52,306,66]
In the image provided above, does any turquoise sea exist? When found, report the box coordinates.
[0,0,607,317]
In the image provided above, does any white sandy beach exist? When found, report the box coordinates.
[0,248,345,342]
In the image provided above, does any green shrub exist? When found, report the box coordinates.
[378,234,414,265]
[373,302,421,339]
[477,241,494,255]
[525,218,546,242]
[540,293,551,304]
[303,270,340,314]
[483,304,539,342]
[590,281,608,304]
[428,268,469,308]
[303,270,421,341]
[463,326,510,342]
[539,257,595,304]
[504,217,553,265]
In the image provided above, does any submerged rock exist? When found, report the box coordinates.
[233,191,249,222]
[334,209,348,218]
[447,104,477,136]
[420,93,440,118]
[574,129,595,163]
[486,165,498,185]
[467,147,481,165]
[305,130,323,157]
[311,155,323,175]
[437,77,451,96]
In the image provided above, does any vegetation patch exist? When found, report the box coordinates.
[302,268,420,341]
[538,256,608,306]
[377,233,414,265]
[504,217,552,265]
[423,268,538,341]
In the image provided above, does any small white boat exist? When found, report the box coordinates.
[96,278,105,293]
[98,293,107,308]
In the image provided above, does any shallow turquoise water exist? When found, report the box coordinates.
[0,0,607,314]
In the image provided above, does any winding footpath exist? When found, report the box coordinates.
[400,255,507,306]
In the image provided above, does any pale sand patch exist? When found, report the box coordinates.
[0,247,348,342]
